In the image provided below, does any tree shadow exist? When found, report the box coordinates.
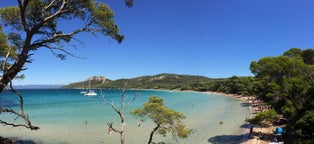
[13,139,38,144]
[207,122,254,144]
[207,134,247,144]
[239,123,249,128]
[1,137,40,144]
[240,102,251,107]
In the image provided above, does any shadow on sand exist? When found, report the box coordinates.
[240,102,251,107]
[207,133,248,144]
[0,137,39,144]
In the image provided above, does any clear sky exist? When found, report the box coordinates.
[1,0,314,85]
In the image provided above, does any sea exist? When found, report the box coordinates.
[0,89,251,144]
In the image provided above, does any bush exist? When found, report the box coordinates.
[248,109,277,125]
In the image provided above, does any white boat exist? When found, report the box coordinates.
[84,89,97,96]
[83,80,97,96]
[80,90,87,94]
[80,83,87,94]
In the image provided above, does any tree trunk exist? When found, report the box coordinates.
[120,113,125,144]
[148,124,160,144]
[0,29,33,92]
[120,132,124,144]
[0,47,29,92]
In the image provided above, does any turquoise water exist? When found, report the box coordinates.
[0,89,250,144]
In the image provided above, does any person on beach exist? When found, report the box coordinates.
[108,127,113,134]
[137,121,141,127]
[258,131,264,140]
[250,125,253,134]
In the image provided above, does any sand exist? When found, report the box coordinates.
[203,91,279,144]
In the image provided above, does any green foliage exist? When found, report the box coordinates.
[279,99,296,119]
[0,25,18,73]
[90,2,124,43]
[294,111,314,141]
[131,96,192,143]
[283,48,302,57]
[0,7,21,30]
[301,49,314,65]
[0,0,124,60]
[248,109,277,125]
[250,48,314,143]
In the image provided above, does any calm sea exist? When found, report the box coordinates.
[0,89,250,144]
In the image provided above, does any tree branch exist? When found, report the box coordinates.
[32,0,68,34]
[2,46,12,73]
[100,90,122,118]
[17,0,30,33]
[0,80,39,130]
[44,44,86,59]
[44,0,56,10]
[107,122,122,134]
[31,22,93,50]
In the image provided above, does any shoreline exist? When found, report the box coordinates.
[201,91,276,144]
[201,91,255,143]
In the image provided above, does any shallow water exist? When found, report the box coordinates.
[0,89,250,144]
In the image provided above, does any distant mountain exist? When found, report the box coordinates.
[63,73,213,90]
[14,84,65,89]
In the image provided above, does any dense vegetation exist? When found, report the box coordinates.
[250,48,314,144]
[102,73,215,90]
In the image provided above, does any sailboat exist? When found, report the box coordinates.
[80,90,87,94]
[83,80,97,96]
[84,89,97,96]
[80,83,87,94]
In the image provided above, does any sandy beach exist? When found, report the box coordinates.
[203,91,278,144]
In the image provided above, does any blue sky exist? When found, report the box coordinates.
[1,0,314,85]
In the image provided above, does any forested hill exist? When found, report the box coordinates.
[102,73,213,90]
[64,73,257,95]
[64,73,213,90]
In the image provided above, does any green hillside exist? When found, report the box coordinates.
[64,73,214,90]
[102,73,213,90]
[63,73,257,96]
